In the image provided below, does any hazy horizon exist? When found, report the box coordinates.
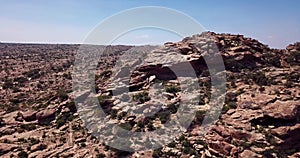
[1,0,300,48]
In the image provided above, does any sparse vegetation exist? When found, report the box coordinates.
[110,109,118,119]
[152,148,163,158]
[0,33,299,158]
[2,79,14,89]
[165,85,180,94]
[56,88,68,101]
[97,95,112,105]
[20,124,36,131]
[259,86,265,92]
[286,51,300,66]
[24,68,41,79]
[195,110,206,123]
[99,70,112,78]
[96,153,106,158]
[222,101,237,113]
[13,76,28,84]
[119,122,133,131]
[56,112,75,128]
[17,150,28,158]
[132,91,150,103]
[28,137,40,145]
[0,117,5,127]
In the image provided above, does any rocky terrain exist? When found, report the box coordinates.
[0,32,299,158]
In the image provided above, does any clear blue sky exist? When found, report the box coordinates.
[1,0,299,48]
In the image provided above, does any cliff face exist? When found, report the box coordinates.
[0,33,299,157]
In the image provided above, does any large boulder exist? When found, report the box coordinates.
[22,110,37,122]
[36,109,57,125]
[30,143,47,152]
[263,100,300,120]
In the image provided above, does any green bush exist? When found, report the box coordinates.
[147,123,155,131]
[2,79,14,89]
[194,139,208,148]
[286,51,300,65]
[28,137,40,145]
[119,122,132,131]
[96,153,106,158]
[13,76,28,83]
[110,109,118,119]
[95,70,112,82]
[65,101,77,112]
[17,138,27,143]
[230,80,237,88]
[262,52,282,67]
[152,148,162,158]
[62,73,72,80]
[4,104,20,112]
[117,111,127,120]
[195,110,206,123]
[0,117,5,126]
[284,80,293,88]
[199,97,205,105]
[132,91,150,103]
[56,89,68,101]
[24,68,41,79]
[248,71,274,86]
[18,151,28,158]
[20,124,36,131]
[97,95,112,105]
[60,137,66,143]
[182,146,196,155]
[136,121,144,128]
[227,101,237,109]
[222,101,237,113]
[56,117,66,128]
[168,103,178,113]
[259,86,265,92]
[182,139,191,147]
[165,85,180,94]
[167,141,176,148]
[157,111,170,124]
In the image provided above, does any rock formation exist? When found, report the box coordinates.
[0,32,299,157]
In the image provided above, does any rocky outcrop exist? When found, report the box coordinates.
[263,100,300,120]
[0,33,299,157]
[286,42,300,51]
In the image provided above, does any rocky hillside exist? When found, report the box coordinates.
[0,32,299,158]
